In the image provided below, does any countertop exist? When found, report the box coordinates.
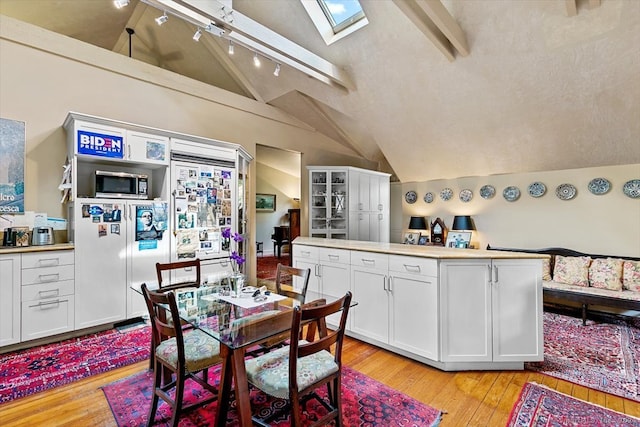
[0,243,74,254]
[292,237,549,260]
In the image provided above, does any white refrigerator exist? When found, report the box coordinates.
[72,198,170,328]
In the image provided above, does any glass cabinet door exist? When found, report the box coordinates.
[309,169,348,239]
[311,171,328,235]
[328,171,347,238]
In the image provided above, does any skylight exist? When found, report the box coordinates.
[301,0,368,46]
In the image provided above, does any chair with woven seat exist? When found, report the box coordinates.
[245,291,352,427]
[141,283,222,427]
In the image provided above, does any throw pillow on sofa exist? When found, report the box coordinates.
[623,260,640,292]
[553,255,591,287]
[542,256,553,281]
[588,258,623,291]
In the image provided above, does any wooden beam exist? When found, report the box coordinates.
[415,0,469,57]
[565,0,577,17]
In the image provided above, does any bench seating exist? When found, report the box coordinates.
[487,245,640,325]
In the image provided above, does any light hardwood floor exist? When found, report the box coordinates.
[1,336,639,426]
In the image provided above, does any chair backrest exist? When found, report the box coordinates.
[156,259,201,291]
[275,263,311,304]
[141,283,186,366]
[288,292,352,390]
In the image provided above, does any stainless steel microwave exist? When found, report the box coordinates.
[94,170,148,199]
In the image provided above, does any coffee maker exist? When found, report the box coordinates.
[2,227,16,246]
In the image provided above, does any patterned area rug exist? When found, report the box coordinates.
[102,365,443,426]
[506,382,639,426]
[526,312,640,402]
[0,325,150,404]
[257,255,290,281]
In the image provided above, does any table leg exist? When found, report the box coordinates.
[230,348,253,427]
[215,345,233,427]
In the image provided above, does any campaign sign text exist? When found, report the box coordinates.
[77,130,124,159]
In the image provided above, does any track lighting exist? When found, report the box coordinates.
[113,0,129,9]
[193,28,202,41]
[253,52,261,68]
[274,63,281,77]
[228,40,234,55]
[155,12,168,26]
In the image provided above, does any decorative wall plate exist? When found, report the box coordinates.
[556,183,577,200]
[503,186,520,202]
[527,182,546,198]
[440,188,453,201]
[480,185,496,199]
[459,189,473,203]
[405,191,417,204]
[623,179,640,199]
[588,177,611,195]
[424,192,434,203]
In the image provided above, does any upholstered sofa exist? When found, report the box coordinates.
[487,245,640,325]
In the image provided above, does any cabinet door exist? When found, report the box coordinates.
[440,260,492,362]
[293,245,320,302]
[0,254,21,346]
[389,271,439,361]
[320,261,350,328]
[348,212,371,241]
[491,259,543,361]
[350,265,388,343]
[310,170,329,236]
[125,130,169,165]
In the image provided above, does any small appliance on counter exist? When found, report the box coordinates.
[3,227,30,247]
[32,226,55,246]
[2,227,16,246]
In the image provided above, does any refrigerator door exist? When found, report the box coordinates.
[127,201,170,318]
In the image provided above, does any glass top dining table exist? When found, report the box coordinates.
[132,281,318,427]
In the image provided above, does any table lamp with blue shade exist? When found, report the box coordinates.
[408,216,427,231]
[452,215,475,231]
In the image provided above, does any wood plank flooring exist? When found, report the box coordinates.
[1,336,639,426]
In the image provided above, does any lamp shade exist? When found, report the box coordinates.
[408,216,427,230]
[452,215,475,231]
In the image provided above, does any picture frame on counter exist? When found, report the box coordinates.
[445,231,472,248]
[418,235,429,245]
[403,232,420,245]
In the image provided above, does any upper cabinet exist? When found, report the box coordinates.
[307,166,390,242]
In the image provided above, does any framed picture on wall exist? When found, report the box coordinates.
[256,193,276,212]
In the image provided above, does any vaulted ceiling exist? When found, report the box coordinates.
[1,0,638,183]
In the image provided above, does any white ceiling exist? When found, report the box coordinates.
[1,0,638,182]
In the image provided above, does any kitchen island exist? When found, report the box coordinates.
[292,237,548,371]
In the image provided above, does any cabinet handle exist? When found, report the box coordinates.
[220,259,230,268]
[388,276,393,292]
[487,265,492,283]
[301,250,311,257]
[383,275,388,291]
[403,264,421,273]
[127,144,131,159]
[361,258,375,266]
[38,289,60,298]
[378,204,383,211]
[37,258,60,267]
[38,273,60,282]
[378,213,383,220]
[317,264,322,277]
[359,213,363,220]
[29,299,66,309]
[328,254,339,261]
[493,265,499,284]
[359,202,363,210]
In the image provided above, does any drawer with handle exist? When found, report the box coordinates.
[22,280,75,301]
[21,251,74,269]
[21,264,74,286]
[388,255,438,276]
[350,250,389,270]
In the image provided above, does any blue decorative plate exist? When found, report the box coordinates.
[556,183,577,200]
[623,179,640,199]
[503,186,520,202]
[459,189,473,203]
[527,182,546,198]
[440,188,453,201]
[480,185,495,199]
[588,178,611,195]
[423,192,434,203]
[405,191,417,204]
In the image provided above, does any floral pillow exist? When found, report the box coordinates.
[542,256,552,281]
[588,258,623,291]
[623,260,640,292]
[553,256,591,287]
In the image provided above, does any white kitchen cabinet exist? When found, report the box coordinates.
[292,244,350,328]
[309,169,348,239]
[20,251,75,342]
[439,259,543,363]
[350,252,438,361]
[125,130,169,165]
[0,254,21,346]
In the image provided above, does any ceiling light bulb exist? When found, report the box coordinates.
[113,0,129,9]
[228,40,234,55]
[155,13,168,26]
[274,63,281,77]
[253,53,261,68]
[193,29,202,42]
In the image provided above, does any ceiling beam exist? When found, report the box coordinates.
[392,0,468,62]
[565,0,578,17]
[140,0,355,91]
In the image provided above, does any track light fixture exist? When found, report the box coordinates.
[253,52,261,68]
[193,28,202,41]
[113,0,130,9]
[155,12,168,26]
[274,63,281,77]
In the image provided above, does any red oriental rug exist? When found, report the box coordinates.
[0,324,150,404]
[257,255,290,281]
[506,382,639,426]
[102,365,443,426]
[526,312,640,402]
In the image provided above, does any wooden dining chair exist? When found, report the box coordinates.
[141,283,222,427]
[275,263,311,304]
[244,292,352,427]
[156,259,201,291]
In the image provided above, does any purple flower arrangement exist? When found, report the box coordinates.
[222,228,245,273]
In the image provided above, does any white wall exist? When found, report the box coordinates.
[394,164,640,257]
